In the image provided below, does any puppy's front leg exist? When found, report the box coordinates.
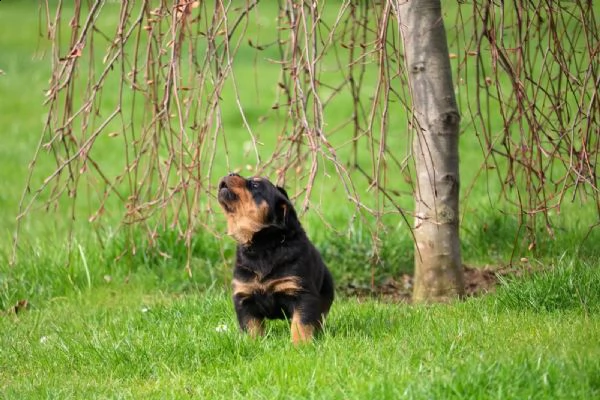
[244,317,265,338]
[290,294,325,344]
[290,312,315,344]
[234,295,264,338]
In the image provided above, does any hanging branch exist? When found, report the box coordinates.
[12,1,599,267]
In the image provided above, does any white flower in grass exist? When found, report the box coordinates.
[40,336,49,344]
[215,324,229,333]
[141,307,150,313]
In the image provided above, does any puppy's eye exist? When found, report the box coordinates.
[251,181,260,189]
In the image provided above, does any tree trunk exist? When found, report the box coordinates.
[398,0,465,302]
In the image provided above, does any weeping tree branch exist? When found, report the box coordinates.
[11,1,599,299]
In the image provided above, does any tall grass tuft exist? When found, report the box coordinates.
[495,258,600,314]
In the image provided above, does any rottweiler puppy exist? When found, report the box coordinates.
[217,173,334,344]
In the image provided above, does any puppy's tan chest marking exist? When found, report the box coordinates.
[233,276,302,299]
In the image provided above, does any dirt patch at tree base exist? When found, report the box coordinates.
[341,264,526,303]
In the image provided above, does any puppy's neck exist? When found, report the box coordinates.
[227,215,265,245]
[241,223,303,252]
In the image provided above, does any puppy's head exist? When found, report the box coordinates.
[217,173,294,244]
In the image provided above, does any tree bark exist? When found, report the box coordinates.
[398,0,465,302]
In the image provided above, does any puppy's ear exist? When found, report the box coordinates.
[276,186,290,199]
[275,186,296,225]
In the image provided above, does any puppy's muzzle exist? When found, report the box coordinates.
[218,173,243,211]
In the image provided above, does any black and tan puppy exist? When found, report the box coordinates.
[217,173,334,344]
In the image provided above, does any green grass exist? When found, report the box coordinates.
[2,277,599,398]
[1,1,600,399]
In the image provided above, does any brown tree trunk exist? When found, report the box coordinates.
[398,0,465,302]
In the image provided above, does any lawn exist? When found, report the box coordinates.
[1,1,599,399]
